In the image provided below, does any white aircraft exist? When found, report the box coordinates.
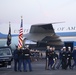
[0,22,76,50]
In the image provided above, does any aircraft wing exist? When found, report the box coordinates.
[24,23,57,42]
[29,23,54,33]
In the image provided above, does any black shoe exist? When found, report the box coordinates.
[56,67,59,69]
[52,67,55,70]
[29,70,32,72]
[24,70,27,72]
[14,70,17,72]
[64,68,67,70]
[69,67,72,69]
[71,67,73,70]
[19,70,22,72]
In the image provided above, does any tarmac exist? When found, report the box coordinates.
[0,59,76,75]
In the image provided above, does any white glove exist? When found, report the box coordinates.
[53,58,55,61]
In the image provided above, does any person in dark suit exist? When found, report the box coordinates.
[72,46,76,69]
[13,46,19,71]
[18,48,23,72]
[56,48,63,69]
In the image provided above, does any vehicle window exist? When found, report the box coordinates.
[0,48,12,56]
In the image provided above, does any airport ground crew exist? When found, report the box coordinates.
[13,46,19,71]
[61,47,67,69]
[23,47,32,72]
[71,46,76,69]
[66,47,72,69]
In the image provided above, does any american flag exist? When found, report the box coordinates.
[18,16,23,49]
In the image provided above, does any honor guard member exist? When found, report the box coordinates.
[23,45,32,72]
[66,47,72,69]
[52,47,58,69]
[18,48,23,72]
[46,46,50,59]
[45,46,50,70]
[71,46,76,69]
[13,46,19,71]
[48,47,54,69]
[61,47,67,69]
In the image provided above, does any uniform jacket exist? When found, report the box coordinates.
[72,50,76,59]
[13,49,19,60]
[23,48,31,59]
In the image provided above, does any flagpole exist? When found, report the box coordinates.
[21,16,26,48]
[21,16,23,48]
[9,22,11,29]
[21,16,22,19]
[9,21,10,26]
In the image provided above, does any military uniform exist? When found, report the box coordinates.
[23,48,32,72]
[66,50,72,69]
[62,51,67,69]
[45,49,50,69]
[48,50,54,69]
[51,50,58,69]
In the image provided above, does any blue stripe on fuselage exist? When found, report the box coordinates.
[56,32,76,36]
[0,32,76,38]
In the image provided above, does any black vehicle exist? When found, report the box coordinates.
[0,46,13,67]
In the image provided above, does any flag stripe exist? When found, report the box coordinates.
[18,18,23,49]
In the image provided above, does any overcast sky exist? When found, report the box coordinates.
[0,0,76,25]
